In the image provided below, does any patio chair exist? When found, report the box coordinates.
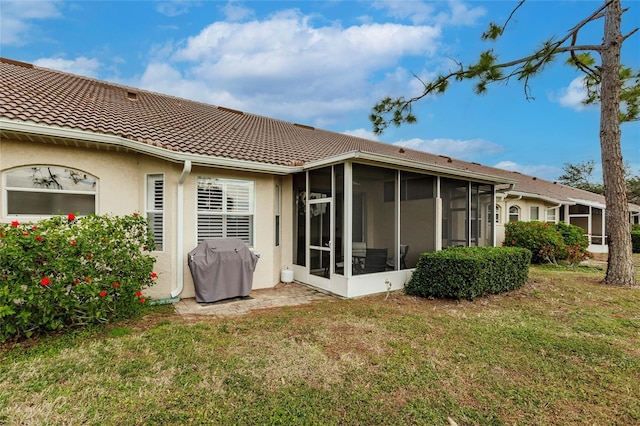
[363,248,388,273]
[352,241,367,273]
[386,244,409,270]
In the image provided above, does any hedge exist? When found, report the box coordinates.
[632,231,640,253]
[405,246,532,301]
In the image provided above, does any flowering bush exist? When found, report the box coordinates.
[504,221,589,264]
[0,214,157,342]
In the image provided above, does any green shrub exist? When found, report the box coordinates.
[0,213,157,342]
[405,247,532,301]
[632,231,640,254]
[554,222,590,263]
[504,221,564,264]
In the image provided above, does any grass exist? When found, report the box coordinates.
[1,255,639,425]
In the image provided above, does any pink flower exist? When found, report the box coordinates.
[11,221,19,228]
[22,232,29,236]
[150,272,158,279]
[136,291,142,298]
[99,290,107,297]
[40,277,51,286]
[68,213,76,221]
[31,225,38,230]
[111,282,121,288]
[35,235,43,241]
[140,298,146,304]
[70,240,77,246]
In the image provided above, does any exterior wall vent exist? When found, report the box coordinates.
[126,91,138,100]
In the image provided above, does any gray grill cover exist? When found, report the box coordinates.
[188,239,259,303]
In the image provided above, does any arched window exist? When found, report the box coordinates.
[508,205,520,222]
[4,166,97,217]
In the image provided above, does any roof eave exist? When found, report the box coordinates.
[303,151,517,185]
[0,118,300,175]
[503,190,571,206]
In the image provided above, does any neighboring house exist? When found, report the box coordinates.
[0,58,637,299]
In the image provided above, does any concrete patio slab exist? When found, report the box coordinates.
[173,282,335,317]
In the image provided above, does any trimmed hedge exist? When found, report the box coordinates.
[405,246,532,300]
[632,231,640,253]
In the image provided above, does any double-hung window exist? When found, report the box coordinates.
[4,166,97,217]
[197,177,255,245]
[530,206,539,221]
[146,174,164,251]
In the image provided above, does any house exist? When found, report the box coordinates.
[1,58,637,300]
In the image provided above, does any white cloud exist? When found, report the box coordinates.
[155,1,199,17]
[493,161,562,181]
[33,57,102,78]
[552,76,590,111]
[342,128,380,141]
[373,0,485,26]
[221,1,255,22]
[393,137,503,160]
[136,9,443,124]
[0,0,62,46]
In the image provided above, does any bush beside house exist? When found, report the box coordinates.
[405,247,532,301]
[504,222,589,264]
[0,214,157,342]
[632,231,640,253]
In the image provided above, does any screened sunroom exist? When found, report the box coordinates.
[290,158,499,298]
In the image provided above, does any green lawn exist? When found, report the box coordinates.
[1,256,639,425]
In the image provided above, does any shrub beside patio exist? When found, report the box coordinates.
[0,214,157,342]
[405,246,532,300]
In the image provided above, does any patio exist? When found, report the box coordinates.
[173,281,335,317]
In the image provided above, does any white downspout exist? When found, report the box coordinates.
[171,160,192,299]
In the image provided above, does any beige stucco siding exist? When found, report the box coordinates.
[1,138,288,301]
[495,197,561,244]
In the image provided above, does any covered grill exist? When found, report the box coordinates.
[187,238,259,303]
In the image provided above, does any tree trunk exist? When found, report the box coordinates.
[600,0,636,286]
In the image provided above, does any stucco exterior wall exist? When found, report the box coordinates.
[1,138,287,301]
[495,196,560,244]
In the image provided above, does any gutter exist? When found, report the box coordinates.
[0,118,299,175]
[171,160,192,299]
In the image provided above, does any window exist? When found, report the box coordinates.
[488,204,501,223]
[197,177,255,245]
[546,207,557,222]
[508,205,520,222]
[4,166,97,217]
[530,206,539,221]
[274,184,281,247]
[146,174,164,251]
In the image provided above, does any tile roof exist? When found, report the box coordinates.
[0,57,637,211]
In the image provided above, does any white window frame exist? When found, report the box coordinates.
[508,205,520,223]
[196,177,255,246]
[145,174,164,252]
[3,165,98,219]
[488,204,501,223]
[275,183,281,247]
[530,206,539,221]
[546,207,557,222]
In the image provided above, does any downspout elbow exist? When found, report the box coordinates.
[171,160,192,299]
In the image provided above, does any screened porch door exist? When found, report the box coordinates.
[307,198,332,288]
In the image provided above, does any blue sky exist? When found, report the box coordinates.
[1,0,638,181]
